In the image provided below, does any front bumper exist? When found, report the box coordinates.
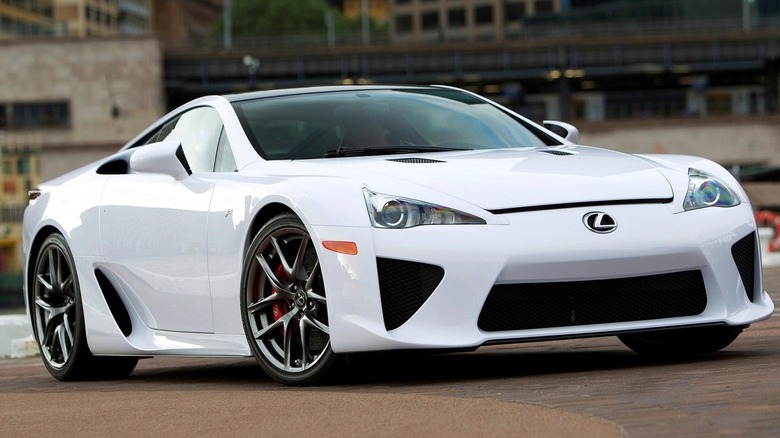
[315,202,774,353]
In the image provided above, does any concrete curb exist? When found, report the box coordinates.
[0,314,37,359]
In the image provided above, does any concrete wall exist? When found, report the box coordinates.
[0,36,165,180]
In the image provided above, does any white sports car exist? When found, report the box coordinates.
[23,85,773,385]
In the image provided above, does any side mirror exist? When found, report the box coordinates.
[129,140,192,180]
[543,120,579,144]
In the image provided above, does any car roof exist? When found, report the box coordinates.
[223,85,440,103]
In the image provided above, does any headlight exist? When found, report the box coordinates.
[363,189,486,228]
[683,169,740,211]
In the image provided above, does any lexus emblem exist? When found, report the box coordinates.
[583,212,617,234]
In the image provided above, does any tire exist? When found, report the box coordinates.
[30,234,137,381]
[618,326,744,357]
[241,213,341,386]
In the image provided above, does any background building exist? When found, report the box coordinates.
[0,37,164,179]
[0,0,56,39]
[151,0,221,42]
[389,0,563,42]
[53,0,152,37]
[54,0,119,37]
[342,0,389,21]
[118,0,152,34]
[0,36,164,305]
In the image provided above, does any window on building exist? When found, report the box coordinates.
[17,156,29,175]
[475,5,493,24]
[394,0,411,4]
[448,8,466,27]
[1,17,12,33]
[395,14,413,33]
[505,2,526,21]
[11,102,70,129]
[0,105,6,128]
[535,0,554,14]
[421,11,439,30]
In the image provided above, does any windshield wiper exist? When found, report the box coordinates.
[319,145,468,158]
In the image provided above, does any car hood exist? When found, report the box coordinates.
[313,146,674,211]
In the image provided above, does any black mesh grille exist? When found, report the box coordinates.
[478,270,707,332]
[731,232,756,303]
[377,258,444,330]
[539,150,574,156]
[387,158,446,163]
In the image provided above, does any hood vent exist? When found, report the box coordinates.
[387,157,446,164]
[539,150,574,156]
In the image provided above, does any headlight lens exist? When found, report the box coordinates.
[683,169,740,211]
[363,189,486,228]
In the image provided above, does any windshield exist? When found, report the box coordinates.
[233,88,557,160]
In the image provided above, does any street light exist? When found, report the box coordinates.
[243,55,260,89]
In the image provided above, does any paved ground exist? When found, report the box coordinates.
[2,268,779,437]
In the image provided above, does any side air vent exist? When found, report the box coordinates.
[377,258,444,331]
[94,270,133,337]
[731,232,757,302]
[539,150,574,156]
[97,159,129,175]
[387,158,446,164]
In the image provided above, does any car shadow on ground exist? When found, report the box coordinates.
[123,345,760,388]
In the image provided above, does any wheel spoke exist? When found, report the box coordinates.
[35,297,69,319]
[61,275,74,298]
[57,322,70,363]
[307,290,327,304]
[270,236,294,279]
[255,255,292,293]
[304,261,320,292]
[283,315,296,370]
[247,291,293,314]
[253,307,298,340]
[302,314,330,336]
[47,248,58,287]
[298,317,308,369]
[63,313,74,349]
[291,233,310,281]
[36,274,53,292]
[40,315,59,350]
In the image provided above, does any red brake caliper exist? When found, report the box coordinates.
[271,263,289,322]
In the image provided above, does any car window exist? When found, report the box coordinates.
[214,127,237,172]
[160,107,223,173]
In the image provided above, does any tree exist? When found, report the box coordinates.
[217,0,362,37]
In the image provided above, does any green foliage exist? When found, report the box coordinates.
[216,0,366,37]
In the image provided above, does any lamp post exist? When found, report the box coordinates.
[243,55,260,89]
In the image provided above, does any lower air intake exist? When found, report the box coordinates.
[731,232,756,302]
[377,258,444,331]
[478,270,707,331]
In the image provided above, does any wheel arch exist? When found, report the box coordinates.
[246,202,298,251]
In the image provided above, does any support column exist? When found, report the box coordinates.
[767,60,779,114]
[558,77,572,122]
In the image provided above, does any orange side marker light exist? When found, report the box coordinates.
[322,241,358,255]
